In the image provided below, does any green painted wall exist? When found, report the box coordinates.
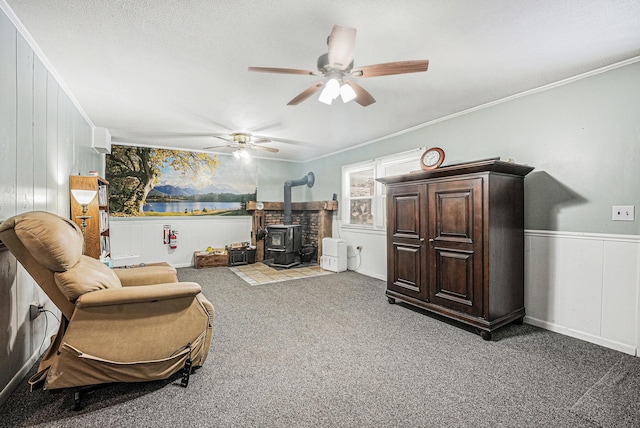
[303,61,640,235]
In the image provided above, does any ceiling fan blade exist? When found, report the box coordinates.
[344,80,376,107]
[203,144,233,150]
[251,145,279,153]
[248,66,321,76]
[254,135,306,145]
[212,135,233,141]
[287,82,325,105]
[251,138,272,144]
[327,25,356,70]
[351,60,429,78]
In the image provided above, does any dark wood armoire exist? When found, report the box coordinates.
[378,159,534,340]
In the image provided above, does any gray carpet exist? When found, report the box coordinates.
[1,267,639,427]
[571,355,640,427]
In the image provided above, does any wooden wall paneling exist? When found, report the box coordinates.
[45,73,58,214]
[56,89,69,216]
[65,93,75,208]
[524,231,640,355]
[0,249,18,394]
[16,35,34,215]
[28,56,51,353]
[524,234,559,324]
[73,108,96,174]
[601,240,639,347]
[0,10,103,401]
[555,237,603,337]
[33,56,48,212]
[15,33,40,359]
[0,12,19,394]
[0,12,17,220]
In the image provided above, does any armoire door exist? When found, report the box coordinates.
[387,184,428,301]
[428,178,484,316]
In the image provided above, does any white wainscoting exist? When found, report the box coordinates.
[337,225,387,280]
[111,219,640,356]
[110,217,253,268]
[337,225,640,356]
[524,230,640,356]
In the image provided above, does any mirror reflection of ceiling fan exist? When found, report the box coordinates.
[249,24,429,106]
[204,133,279,158]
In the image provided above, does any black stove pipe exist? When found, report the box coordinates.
[284,172,315,225]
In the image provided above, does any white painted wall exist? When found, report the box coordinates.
[110,216,252,268]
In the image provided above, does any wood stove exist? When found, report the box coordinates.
[266,224,301,268]
[263,172,314,269]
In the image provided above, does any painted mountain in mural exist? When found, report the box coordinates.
[150,183,241,197]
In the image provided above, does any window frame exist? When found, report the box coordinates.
[342,161,376,229]
[342,148,425,230]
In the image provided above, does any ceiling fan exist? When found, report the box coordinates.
[204,133,279,157]
[248,25,429,107]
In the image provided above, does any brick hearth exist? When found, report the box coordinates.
[247,201,338,263]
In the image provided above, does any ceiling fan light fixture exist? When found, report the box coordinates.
[234,148,249,160]
[233,147,251,161]
[340,82,357,103]
[318,78,340,104]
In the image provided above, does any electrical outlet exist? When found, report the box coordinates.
[612,205,635,221]
[356,245,363,251]
[29,303,42,321]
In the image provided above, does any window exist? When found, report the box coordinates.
[342,148,424,229]
[347,167,375,226]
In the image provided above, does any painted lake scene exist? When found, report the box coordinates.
[106,145,257,217]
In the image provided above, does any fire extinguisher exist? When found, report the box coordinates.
[169,230,178,249]
[163,225,171,244]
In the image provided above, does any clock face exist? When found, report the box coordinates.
[424,151,441,166]
[256,201,264,210]
[420,147,445,171]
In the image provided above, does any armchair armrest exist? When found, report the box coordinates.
[75,282,202,309]
[113,264,178,286]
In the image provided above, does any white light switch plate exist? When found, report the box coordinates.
[612,205,635,221]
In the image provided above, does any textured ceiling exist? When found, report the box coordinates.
[4,0,640,161]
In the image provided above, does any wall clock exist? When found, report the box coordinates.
[420,147,445,171]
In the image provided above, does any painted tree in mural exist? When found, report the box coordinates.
[106,145,219,215]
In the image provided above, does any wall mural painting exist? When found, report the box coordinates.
[106,145,257,217]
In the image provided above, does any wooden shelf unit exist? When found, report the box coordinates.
[69,175,110,259]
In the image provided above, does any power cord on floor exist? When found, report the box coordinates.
[37,309,60,355]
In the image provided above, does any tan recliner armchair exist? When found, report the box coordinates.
[0,211,214,393]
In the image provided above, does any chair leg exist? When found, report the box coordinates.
[72,384,103,411]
